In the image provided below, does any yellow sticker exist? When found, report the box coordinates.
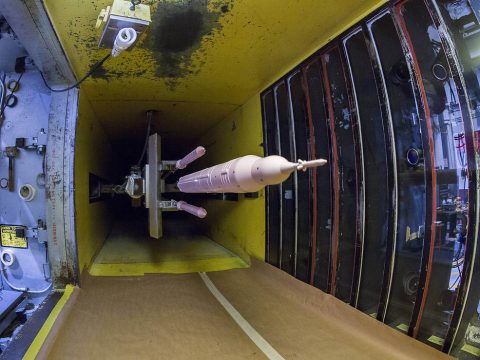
[396,323,408,332]
[0,225,27,248]
[427,335,444,346]
[462,344,480,357]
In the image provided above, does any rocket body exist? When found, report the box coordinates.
[177,155,326,194]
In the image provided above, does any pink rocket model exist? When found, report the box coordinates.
[177,155,327,193]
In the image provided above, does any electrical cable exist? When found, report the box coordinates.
[449,272,461,290]
[136,110,153,167]
[452,257,463,290]
[447,80,457,105]
[42,150,46,176]
[0,72,5,115]
[452,241,465,267]
[455,133,466,166]
[40,53,111,93]
[454,134,468,207]
[43,243,49,281]
[449,243,464,290]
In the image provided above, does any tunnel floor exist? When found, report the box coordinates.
[89,219,249,276]
[36,260,448,359]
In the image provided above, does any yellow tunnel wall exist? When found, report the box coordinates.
[43,0,388,270]
[199,95,265,261]
[75,94,114,273]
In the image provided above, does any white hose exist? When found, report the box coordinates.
[1,267,52,294]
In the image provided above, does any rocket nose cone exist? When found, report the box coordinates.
[296,158,328,171]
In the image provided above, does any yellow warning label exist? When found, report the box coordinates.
[462,344,480,357]
[427,335,444,346]
[396,323,408,332]
[0,225,27,248]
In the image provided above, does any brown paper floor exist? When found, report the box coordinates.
[38,260,451,359]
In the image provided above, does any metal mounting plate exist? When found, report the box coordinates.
[147,134,161,238]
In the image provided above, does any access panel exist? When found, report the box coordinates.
[344,29,394,314]
[368,12,428,329]
[322,47,360,304]
[303,60,333,292]
[274,82,296,274]
[287,72,313,282]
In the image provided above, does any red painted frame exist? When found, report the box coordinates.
[393,0,438,338]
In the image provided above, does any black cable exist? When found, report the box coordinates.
[0,72,5,111]
[447,80,457,105]
[452,242,464,266]
[40,54,111,93]
[137,110,153,167]
[450,243,464,290]
[449,272,461,290]
[0,72,5,132]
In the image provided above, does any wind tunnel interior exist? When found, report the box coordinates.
[3,0,479,358]
[74,89,266,278]
[52,0,388,278]
[75,92,265,277]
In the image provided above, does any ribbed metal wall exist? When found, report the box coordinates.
[261,0,480,357]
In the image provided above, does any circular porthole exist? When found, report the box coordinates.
[432,63,448,81]
[0,250,15,267]
[403,272,420,298]
[19,184,36,202]
[406,148,421,167]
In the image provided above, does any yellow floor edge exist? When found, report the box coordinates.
[22,285,75,360]
[88,256,250,276]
